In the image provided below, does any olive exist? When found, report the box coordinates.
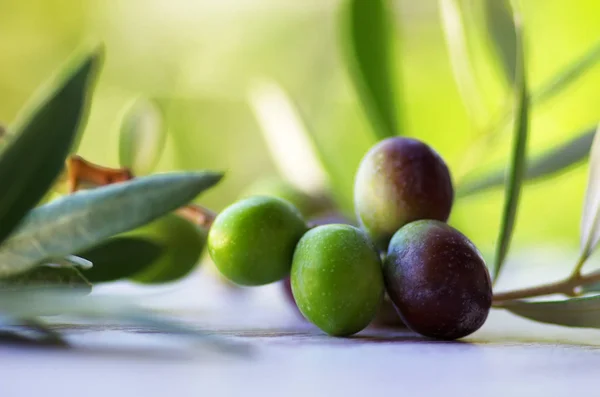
[354,137,454,250]
[383,220,492,340]
[291,224,384,336]
[207,195,307,286]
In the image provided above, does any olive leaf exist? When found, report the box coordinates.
[78,237,164,283]
[578,124,600,264]
[248,79,329,195]
[1,265,91,293]
[457,126,596,197]
[0,46,103,246]
[0,316,68,348]
[492,11,528,282]
[502,296,600,329]
[119,97,167,176]
[439,0,488,126]
[0,288,248,353]
[0,171,222,279]
[483,0,516,85]
[340,0,400,139]
[127,214,205,284]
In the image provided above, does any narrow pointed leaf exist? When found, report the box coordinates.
[119,98,167,176]
[0,171,222,278]
[248,80,329,194]
[0,288,248,353]
[1,265,91,293]
[492,13,528,282]
[458,127,596,197]
[341,0,399,139]
[78,237,164,283]
[502,296,600,329]
[579,124,600,261]
[483,0,517,85]
[439,0,488,125]
[0,47,103,245]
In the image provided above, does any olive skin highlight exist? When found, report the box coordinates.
[354,137,454,250]
[383,220,492,340]
[208,196,307,286]
[291,224,384,337]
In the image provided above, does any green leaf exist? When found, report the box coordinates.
[119,97,167,176]
[0,171,222,278]
[0,288,248,353]
[439,0,488,126]
[78,237,164,283]
[533,39,600,105]
[1,265,91,293]
[458,126,595,197]
[128,214,206,284]
[502,296,600,329]
[340,0,399,139]
[578,124,600,263]
[492,12,529,282]
[248,80,329,195]
[483,0,516,85]
[57,255,93,270]
[0,47,103,246]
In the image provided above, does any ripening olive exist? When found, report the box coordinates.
[383,220,492,340]
[354,137,454,249]
[208,196,307,286]
[291,224,384,336]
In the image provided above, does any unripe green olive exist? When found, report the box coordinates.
[383,220,492,340]
[291,224,384,336]
[354,137,454,249]
[208,196,307,286]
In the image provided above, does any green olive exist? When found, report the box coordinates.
[291,224,384,336]
[208,195,307,286]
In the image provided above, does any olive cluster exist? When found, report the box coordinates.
[208,137,492,340]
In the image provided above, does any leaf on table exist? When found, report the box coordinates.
[0,171,222,279]
[502,296,600,329]
[578,124,600,262]
[1,265,91,293]
[340,0,400,139]
[79,237,164,283]
[482,0,517,85]
[0,315,68,348]
[439,0,488,126]
[0,46,103,246]
[0,288,249,354]
[248,80,329,195]
[492,11,528,282]
[119,97,167,176]
[458,126,596,197]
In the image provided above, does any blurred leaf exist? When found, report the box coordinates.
[0,171,222,278]
[533,39,600,104]
[483,0,516,85]
[52,255,93,270]
[439,0,488,126]
[0,288,248,354]
[341,0,399,139]
[502,296,600,329]
[119,98,167,176]
[579,124,600,262]
[2,265,91,293]
[129,214,205,284]
[0,316,68,348]
[79,237,164,283]
[0,47,103,246]
[493,13,528,282]
[458,126,596,196]
[248,80,328,195]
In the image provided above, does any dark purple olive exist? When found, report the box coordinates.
[354,137,454,250]
[383,220,492,340]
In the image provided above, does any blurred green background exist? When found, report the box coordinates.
[1,0,599,265]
